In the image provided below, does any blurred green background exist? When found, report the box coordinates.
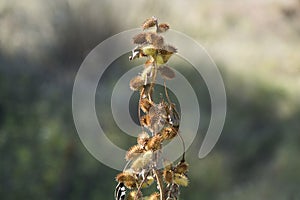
[1,0,300,199]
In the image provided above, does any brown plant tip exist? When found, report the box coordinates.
[173,173,189,187]
[116,171,135,182]
[130,151,153,171]
[157,23,170,33]
[146,134,163,151]
[158,65,175,80]
[161,126,178,140]
[130,76,144,91]
[116,172,137,189]
[142,17,158,30]
[174,161,189,174]
[126,144,145,161]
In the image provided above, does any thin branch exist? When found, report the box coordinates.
[153,168,165,200]
[134,170,151,200]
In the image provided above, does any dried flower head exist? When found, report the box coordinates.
[163,169,174,184]
[174,161,189,174]
[161,126,178,140]
[126,144,145,161]
[116,171,137,189]
[142,16,158,30]
[157,23,170,33]
[146,134,163,151]
[173,173,189,187]
[130,151,153,172]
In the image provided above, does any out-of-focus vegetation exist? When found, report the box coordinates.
[1,0,300,199]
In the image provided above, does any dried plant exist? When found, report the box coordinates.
[115,17,189,200]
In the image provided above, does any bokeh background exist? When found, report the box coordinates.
[1,0,300,199]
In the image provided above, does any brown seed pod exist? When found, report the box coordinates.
[116,172,137,189]
[157,23,170,33]
[140,114,151,129]
[173,173,189,187]
[163,169,174,184]
[140,98,153,113]
[131,151,153,171]
[158,65,175,80]
[142,17,158,30]
[130,75,144,91]
[146,134,163,151]
[161,126,178,140]
[126,144,145,161]
[174,161,189,174]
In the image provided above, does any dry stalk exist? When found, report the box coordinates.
[115,17,189,200]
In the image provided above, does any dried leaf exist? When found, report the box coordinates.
[147,33,164,49]
[126,144,145,160]
[159,65,175,80]
[163,44,177,53]
[132,33,147,44]
[130,76,144,91]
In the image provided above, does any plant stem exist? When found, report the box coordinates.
[150,60,158,96]
[153,168,165,200]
